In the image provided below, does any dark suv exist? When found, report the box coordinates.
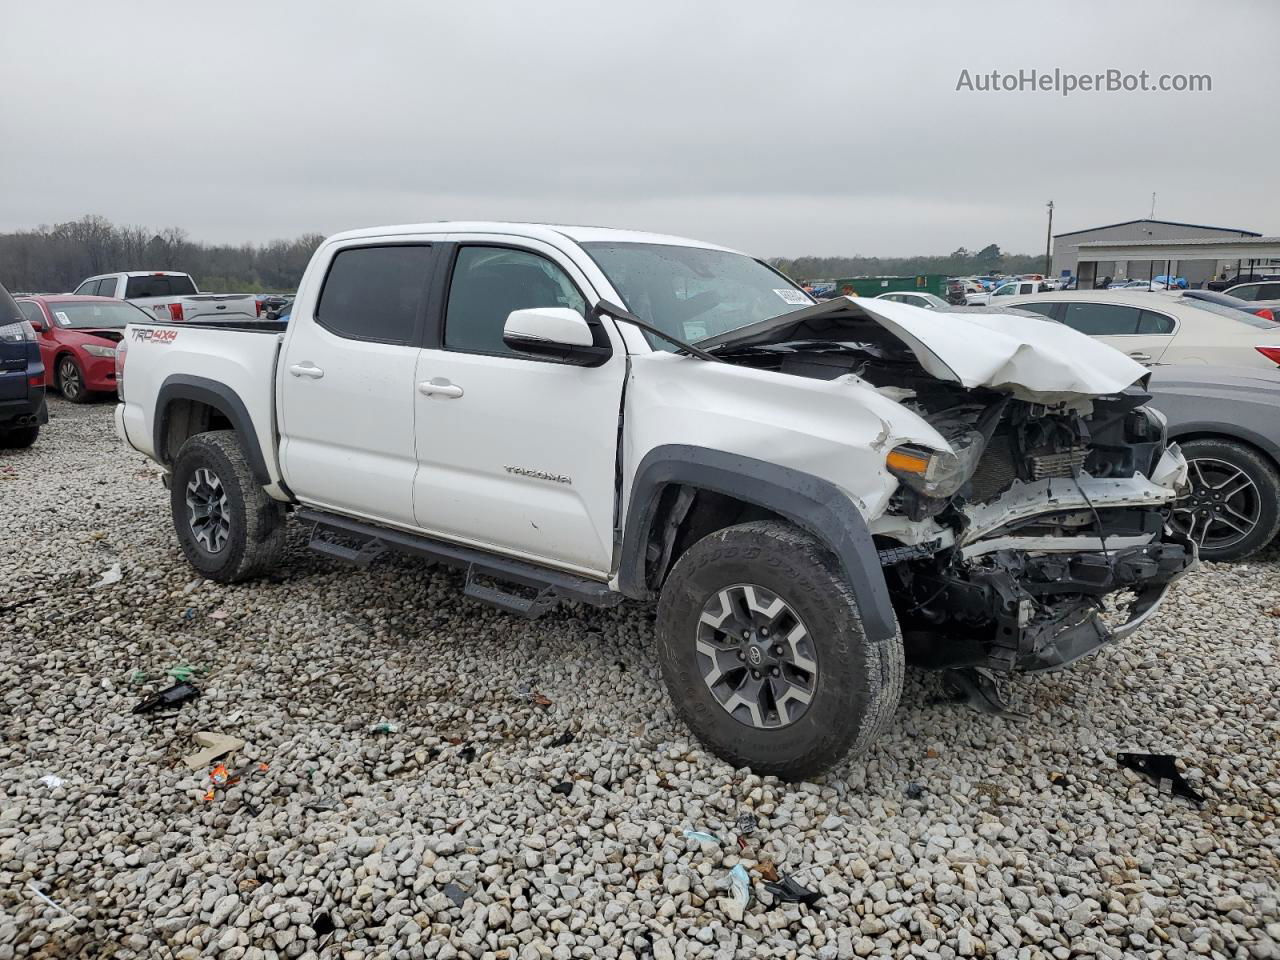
[0,281,47,448]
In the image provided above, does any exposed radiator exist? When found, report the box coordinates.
[1030,448,1088,480]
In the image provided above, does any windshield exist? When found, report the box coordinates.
[47,301,147,329]
[581,242,812,347]
[1177,297,1277,328]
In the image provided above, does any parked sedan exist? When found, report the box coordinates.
[14,295,146,402]
[1182,287,1277,322]
[1000,290,1280,370]
[874,291,951,309]
[1147,365,1280,561]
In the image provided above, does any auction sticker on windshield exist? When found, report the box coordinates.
[774,288,810,305]
[55,312,70,326]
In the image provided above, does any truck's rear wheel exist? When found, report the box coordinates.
[656,520,903,780]
[170,430,286,583]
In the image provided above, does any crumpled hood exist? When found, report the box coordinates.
[701,297,1150,402]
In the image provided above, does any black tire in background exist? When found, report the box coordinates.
[56,355,90,403]
[656,519,903,780]
[0,426,39,449]
[170,430,286,583]
[1171,438,1280,562]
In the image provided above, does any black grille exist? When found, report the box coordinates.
[968,434,1019,503]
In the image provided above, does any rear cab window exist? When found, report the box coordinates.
[315,245,434,344]
[124,275,197,299]
[1061,302,1143,335]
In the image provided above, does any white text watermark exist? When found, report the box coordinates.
[955,68,1211,96]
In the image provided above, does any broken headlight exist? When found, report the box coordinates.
[886,431,986,499]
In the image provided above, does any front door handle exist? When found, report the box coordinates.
[1127,352,1152,361]
[289,362,324,379]
[418,377,463,399]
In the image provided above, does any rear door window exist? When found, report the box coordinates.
[1137,310,1176,334]
[1061,302,1143,335]
[315,245,433,344]
[1260,283,1280,299]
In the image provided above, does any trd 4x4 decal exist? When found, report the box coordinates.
[132,328,179,344]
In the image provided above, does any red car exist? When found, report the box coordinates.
[14,295,147,402]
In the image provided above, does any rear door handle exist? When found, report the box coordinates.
[289,362,324,379]
[418,377,463,399]
[1127,352,1152,361]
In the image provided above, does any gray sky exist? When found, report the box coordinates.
[2,0,1276,257]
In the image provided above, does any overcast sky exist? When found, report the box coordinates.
[2,0,1276,257]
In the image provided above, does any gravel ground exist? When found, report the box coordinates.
[1,397,1278,960]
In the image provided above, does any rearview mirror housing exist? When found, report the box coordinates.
[503,308,611,366]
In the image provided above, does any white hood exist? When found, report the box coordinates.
[700,297,1149,403]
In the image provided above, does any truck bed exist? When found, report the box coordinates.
[118,320,287,491]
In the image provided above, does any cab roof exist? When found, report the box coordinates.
[323,221,744,255]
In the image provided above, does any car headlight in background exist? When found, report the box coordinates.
[82,343,117,358]
[0,320,35,343]
[887,433,986,499]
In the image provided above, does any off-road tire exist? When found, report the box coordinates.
[170,430,286,583]
[0,425,39,449]
[1176,438,1280,562]
[656,520,904,780]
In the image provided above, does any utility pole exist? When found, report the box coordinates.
[1044,200,1054,277]
[1150,192,1156,218]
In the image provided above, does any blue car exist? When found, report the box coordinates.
[0,281,47,448]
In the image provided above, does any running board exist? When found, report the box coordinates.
[299,507,620,618]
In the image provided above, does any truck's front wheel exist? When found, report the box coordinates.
[656,520,903,780]
[170,430,286,583]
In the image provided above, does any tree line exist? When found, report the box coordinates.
[1,216,1051,295]
[0,215,324,294]
[771,243,1048,281]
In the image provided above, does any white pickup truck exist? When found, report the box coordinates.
[115,221,1194,778]
[74,270,258,323]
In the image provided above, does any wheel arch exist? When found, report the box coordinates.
[619,444,898,644]
[1168,426,1280,474]
[155,375,271,484]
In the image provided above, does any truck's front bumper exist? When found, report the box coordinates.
[900,530,1197,673]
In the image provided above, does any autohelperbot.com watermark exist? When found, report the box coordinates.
[955,68,1211,96]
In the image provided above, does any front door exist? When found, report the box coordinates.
[411,239,626,576]
[278,242,434,527]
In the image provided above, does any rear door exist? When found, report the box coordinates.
[410,237,626,575]
[277,242,435,527]
[1058,300,1175,362]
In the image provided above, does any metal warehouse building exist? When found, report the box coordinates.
[1052,218,1261,287]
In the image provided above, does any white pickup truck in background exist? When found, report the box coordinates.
[113,221,1195,778]
[74,270,258,323]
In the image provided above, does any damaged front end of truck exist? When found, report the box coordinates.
[702,297,1197,681]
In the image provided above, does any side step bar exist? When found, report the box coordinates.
[299,507,621,619]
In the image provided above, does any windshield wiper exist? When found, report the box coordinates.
[592,300,723,362]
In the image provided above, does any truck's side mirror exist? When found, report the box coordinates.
[503,307,611,366]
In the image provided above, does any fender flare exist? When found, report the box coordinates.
[619,444,898,644]
[155,374,271,484]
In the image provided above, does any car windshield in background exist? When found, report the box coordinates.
[1178,297,1277,328]
[582,242,812,347]
[49,301,146,329]
[124,275,198,298]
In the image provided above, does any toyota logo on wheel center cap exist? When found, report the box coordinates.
[747,646,763,666]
